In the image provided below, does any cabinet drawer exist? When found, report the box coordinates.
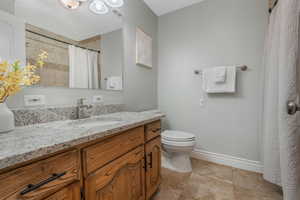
[145,121,161,142]
[0,150,80,200]
[83,126,144,176]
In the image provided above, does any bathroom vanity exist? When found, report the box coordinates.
[0,0,163,198]
[0,111,163,200]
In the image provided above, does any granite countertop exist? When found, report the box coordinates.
[0,110,165,170]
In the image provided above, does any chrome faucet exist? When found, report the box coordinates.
[77,98,93,119]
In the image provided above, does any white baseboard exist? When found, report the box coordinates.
[191,149,263,173]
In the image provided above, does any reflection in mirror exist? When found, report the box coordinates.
[15,0,124,90]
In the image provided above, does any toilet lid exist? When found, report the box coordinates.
[162,130,196,142]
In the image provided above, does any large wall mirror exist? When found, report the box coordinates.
[15,0,124,91]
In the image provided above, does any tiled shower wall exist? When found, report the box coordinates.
[26,24,73,87]
[26,24,101,88]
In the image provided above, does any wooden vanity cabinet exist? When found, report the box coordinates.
[43,182,81,200]
[0,150,80,200]
[144,121,162,199]
[82,126,145,176]
[145,137,162,199]
[0,120,162,200]
[84,146,146,200]
[145,121,161,142]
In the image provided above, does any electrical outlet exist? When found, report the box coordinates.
[24,95,46,106]
[93,95,104,104]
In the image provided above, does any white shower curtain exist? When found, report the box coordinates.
[262,0,300,199]
[69,45,89,89]
[69,46,99,89]
[87,51,99,89]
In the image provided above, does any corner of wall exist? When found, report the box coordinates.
[0,0,15,14]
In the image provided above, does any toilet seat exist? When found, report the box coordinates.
[162,138,196,147]
[161,130,196,173]
[162,130,196,142]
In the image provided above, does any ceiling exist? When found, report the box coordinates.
[15,0,122,41]
[143,0,205,16]
[14,0,206,40]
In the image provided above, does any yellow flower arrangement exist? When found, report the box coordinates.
[0,51,48,103]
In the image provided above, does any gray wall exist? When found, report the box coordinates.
[101,29,123,88]
[123,0,158,111]
[1,0,158,110]
[7,88,124,109]
[158,0,268,161]
[0,0,14,14]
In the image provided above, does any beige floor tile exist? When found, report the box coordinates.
[153,159,283,200]
[152,188,182,200]
[233,185,283,200]
[232,168,263,190]
[160,168,192,190]
[232,168,283,200]
[191,159,233,184]
[257,175,283,196]
[234,186,261,200]
[179,173,235,200]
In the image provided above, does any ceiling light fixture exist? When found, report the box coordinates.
[59,0,81,10]
[89,0,109,14]
[103,0,124,8]
[58,0,124,14]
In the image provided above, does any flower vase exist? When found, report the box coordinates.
[0,102,15,133]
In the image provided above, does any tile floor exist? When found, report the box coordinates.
[152,158,283,200]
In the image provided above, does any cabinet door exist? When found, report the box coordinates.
[85,146,145,200]
[145,137,162,199]
[44,182,81,200]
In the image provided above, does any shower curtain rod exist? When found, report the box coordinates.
[269,0,279,14]
[26,29,101,54]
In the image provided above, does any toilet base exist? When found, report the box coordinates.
[162,151,193,173]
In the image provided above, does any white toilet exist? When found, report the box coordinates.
[161,130,196,173]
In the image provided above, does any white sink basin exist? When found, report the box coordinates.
[68,118,122,129]
[79,120,121,128]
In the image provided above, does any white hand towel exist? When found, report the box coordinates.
[214,66,227,83]
[203,66,236,93]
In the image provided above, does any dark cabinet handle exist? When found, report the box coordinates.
[148,152,153,169]
[20,172,67,195]
[151,128,161,133]
[143,157,147,172]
